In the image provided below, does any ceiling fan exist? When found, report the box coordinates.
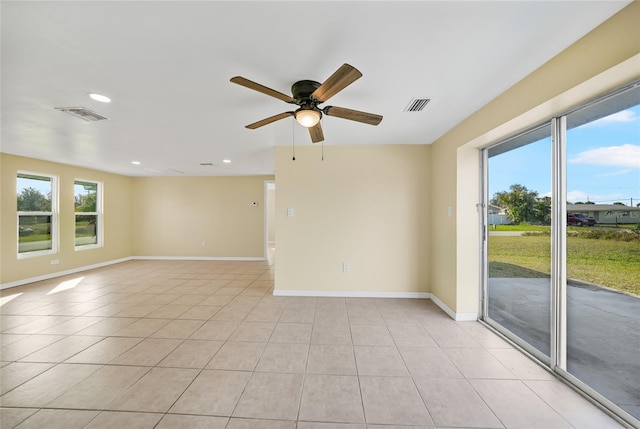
[230,64,382,143]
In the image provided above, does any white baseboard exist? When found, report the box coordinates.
[274,289,477,320]
[0,257,133,290]
[273,290,431,299]
[132,256,267,261]
[430,293,478,321]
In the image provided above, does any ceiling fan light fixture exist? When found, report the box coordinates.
[295,109,321,128]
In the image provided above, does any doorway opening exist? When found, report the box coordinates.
[265,181,276,265]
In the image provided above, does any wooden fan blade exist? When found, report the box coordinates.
[311,64,362,103]
[308,122,324,143]
[323,106,383,125]
[246,112,294,129]
[231,76,296,104]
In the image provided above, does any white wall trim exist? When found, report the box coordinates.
[0,257,133,290]
[273,290,431,299]
[274,290,479,321]
[132,256,267,261]
[430,293,478,321]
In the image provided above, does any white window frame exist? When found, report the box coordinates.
[74,179,103,251]
[17,171,58,259]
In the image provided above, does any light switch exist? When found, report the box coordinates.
[287,208,294,217]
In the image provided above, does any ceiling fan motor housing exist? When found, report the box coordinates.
[291,80,321,105]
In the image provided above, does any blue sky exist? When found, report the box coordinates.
[17,176,52,198]
[489,104,640,206]
[17,177,93,201]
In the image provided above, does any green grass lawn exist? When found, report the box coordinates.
[493,223,638,232]
[489,235,640,296]
[489,224,550,232]
[18,233,51,243]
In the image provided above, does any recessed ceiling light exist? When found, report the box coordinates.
[89,93,111,103]
[223,159,231,164]
[131,161,141,165]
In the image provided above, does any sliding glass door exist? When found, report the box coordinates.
[483,82,640,426]
[485,125,552,361]
[564,99,640,422]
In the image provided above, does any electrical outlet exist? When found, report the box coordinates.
[343,262,350,272]
[51,259,59,265]
[202,240,207,247]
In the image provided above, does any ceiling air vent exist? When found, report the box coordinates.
[55,107,109,122]
[404,98,431,112]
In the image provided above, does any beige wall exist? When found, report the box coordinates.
[1,153,133,285]
[426,141,458,308]
[428,2,640,314]
[131,175,273,258]
[1,153,274,285]
[274,144,430,295]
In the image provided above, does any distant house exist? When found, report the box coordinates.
[488,204,511,225]
[568,204,640,224]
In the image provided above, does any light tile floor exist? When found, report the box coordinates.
[0,259,625,428]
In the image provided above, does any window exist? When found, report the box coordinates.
[74,180,102,249]
[17,172,57,256]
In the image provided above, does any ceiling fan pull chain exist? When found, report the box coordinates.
[320,118,324,162]
[321,117,324,161]
[292,117,296,161]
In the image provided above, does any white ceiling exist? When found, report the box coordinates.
[1,1,630,177]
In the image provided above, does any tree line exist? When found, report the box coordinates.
[18,187,96,212]
[492,184,639,224]
[491,184,551,225]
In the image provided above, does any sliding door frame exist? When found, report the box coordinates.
[480,80,640,429]
[480,121,553,367]
[550,116,567,371]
